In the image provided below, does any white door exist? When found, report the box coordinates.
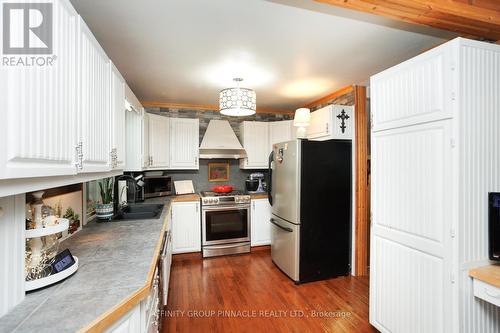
[251,199,272,246]
[172,201,201,253]
[269,120,293,153]
[142,112,150,169]
[0,1,78,179]
[370,120,453,333]
[241,121,269,169]
[110,62,125,170]
[148,114,169,169]
[170,118,199,170]
[78,18,111,173]
[307,106,331,139]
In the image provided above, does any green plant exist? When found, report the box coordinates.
[98,177,113,204]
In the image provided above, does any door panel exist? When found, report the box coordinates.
[79,18,111,173]
[270,214,299,281]
[172,202,201,253]
[148,114,169,168]
[271,140,300,224]
[251,199,272,246]
[110,63,125,169]
[170,118,199,169]
[0,1,78,179]
[370,120,453,333]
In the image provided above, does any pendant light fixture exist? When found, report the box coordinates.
[219,78,256,116]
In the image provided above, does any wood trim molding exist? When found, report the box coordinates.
[141,101,294,115]
[354,85,369,277]
[302,85,354,109]
[315,0,500,40]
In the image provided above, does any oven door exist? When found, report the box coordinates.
[202,205,250,246]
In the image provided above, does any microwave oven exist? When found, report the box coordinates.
[488,192,500,261]
[143,176,172,198]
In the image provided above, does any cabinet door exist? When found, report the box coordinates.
[110,63,125,169]
[307,106,331,139]
[241,122,269,169]
[251,199,272,246]
[142,112,150,169]
[170,118,199,170]
[269,120,293,152]
[331,105,354,140]
[172,201,201,253]
[78,18,111,173]
[0,1,78,179]
[148,114,169,169]
[103,304,141,333]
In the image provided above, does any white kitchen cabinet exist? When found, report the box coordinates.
[110,62,126,170]
[142,112,150,169]
[307,105,354,141]
[169,118,199,170]
[251,198,272,246]
[269,120,293,152]
[172,201,201,253]
[147,114,170,169]
[104,304,141,333]
[78,17,111,173]
[0,0,79,179]
[240,121,270,169]
[125,108,144,172]
[370,38,500,333]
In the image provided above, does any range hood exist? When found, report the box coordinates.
[199,120,247,159]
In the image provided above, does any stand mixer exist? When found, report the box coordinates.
[245,172,266,193]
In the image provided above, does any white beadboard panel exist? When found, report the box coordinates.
[169,118,199,170]
[0,194,25,318]
[458,43,500,264]
[370,236,447,333]
[78,17,111,173]
[0,0,78,179]
[459,270,500,333]
[371,121,452,244]
[371,43,452,132]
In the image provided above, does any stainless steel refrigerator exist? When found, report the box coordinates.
[268,139,351,283]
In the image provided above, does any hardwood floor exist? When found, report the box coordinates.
[162,249,377,333]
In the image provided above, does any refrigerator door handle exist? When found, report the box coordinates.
[270,218,293,232]
[268,151,274,206]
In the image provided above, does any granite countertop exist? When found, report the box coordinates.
[0,197,174,333]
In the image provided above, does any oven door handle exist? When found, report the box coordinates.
[202,205,250,211]
[270,218,293,232]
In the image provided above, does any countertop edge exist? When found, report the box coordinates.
[79,208,170,333]
[469,264,500,288]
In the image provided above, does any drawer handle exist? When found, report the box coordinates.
[484,288,500,298]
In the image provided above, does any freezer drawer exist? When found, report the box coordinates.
[270,214,300,282]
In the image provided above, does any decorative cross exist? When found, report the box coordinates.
[337,109,350,133]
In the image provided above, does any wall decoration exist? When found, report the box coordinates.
[208,162,230,182]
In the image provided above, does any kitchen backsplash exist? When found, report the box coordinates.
[166,159,267,193]
[144,106,292,144]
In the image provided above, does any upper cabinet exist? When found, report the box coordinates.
[148,114,170,169]
[240,121,270,169]
[169,118,199,170]
[0,0,79,179]
[307,105,354,141]
[110,62,126,170]
[78,18,111,173]
[269,120,294,151]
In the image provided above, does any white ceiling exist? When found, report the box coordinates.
[70,0,455,110]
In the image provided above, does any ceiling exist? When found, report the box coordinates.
[70,0,456,111]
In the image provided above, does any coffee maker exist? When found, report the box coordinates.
[245,173,265,193]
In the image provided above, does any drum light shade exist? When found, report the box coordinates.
[219,78,256,116]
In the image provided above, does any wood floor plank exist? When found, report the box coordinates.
[162,250,377,333]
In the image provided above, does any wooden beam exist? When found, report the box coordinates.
[302,85,354,109]
[315,0,500,40]
[140,101,294,115]
[354,85,369,277]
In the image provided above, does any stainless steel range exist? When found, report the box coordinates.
[200,190,251,258]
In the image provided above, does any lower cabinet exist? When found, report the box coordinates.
[104,305,141,333]
[172,201,201,253]
[251,199,272,246]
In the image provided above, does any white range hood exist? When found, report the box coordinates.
[199,120,247,159]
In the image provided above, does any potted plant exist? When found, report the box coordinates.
[96,177,114,220]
